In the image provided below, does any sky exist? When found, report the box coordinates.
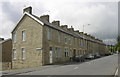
[0,0,119,45]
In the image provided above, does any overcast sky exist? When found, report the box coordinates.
[0,0,119,45]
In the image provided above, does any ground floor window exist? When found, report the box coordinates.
[22,48,25,59]
[64,48,69,57]
[12,49,16,59]
[50,47,52,50]
[56,47,60,58]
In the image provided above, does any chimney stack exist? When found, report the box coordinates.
[68,26,74,32]
[84,33,87,35]
[40,15,49,22]
[23,6,32,14]
[74,30,79,34]
[79,32,83,34]
[61,25,68,30]
[52,21,60,26]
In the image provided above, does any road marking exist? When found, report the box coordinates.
[86,62,91,64]
[114,68,118,77]
[74,67,78,69]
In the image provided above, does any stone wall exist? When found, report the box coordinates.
[12,15,43,69]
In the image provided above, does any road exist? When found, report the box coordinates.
[18,54,118,75]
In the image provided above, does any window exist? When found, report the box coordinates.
[50,47,52,51]
[69,38,71,45]
[13,33,16,43]
[12,49,16,59]
[56,47,60,58]
[47,28,51,40]
[22,48,25,59]
[69,49,72,57]
[22,30,26,41]
[58,31,60,43]
[65,36,67,44]
[74,38,75,45]
[64,48,68,57]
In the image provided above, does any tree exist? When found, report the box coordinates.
[116,36,120,53]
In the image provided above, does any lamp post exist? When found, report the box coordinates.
[83,24,90,38]
[82,24,90,55]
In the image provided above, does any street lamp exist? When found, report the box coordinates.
[82,24,90,55]
[83,24,90,39]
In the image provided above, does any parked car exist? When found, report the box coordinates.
[72,56,80,62]
[72,55,85,62]
[104,52,113,56]
[85,54,94,59]
[79,55,85,62]
[94,53,101,58]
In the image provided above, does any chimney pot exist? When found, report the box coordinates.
[84,33,87,35]
[68,26,74,32]
[52,21,60,26]
[61,25,68,30]
[23,6,32,14]
[75,30,79,34]
[79,32,83,34]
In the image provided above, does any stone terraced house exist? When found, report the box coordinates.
[0,38,12,70]
[11,6,108,69]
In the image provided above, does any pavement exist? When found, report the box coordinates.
[1,61,79,75]
[1,54,118,76]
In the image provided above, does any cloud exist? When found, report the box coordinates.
[0,1,118,45]
[43,2,118,44]
[0,1,46,39]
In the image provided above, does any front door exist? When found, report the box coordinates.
[73,49,76,57]
[49,48,53,64]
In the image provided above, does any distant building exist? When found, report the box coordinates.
[11,6,108,69]
[0,38,12,70]
[0,38,4,41]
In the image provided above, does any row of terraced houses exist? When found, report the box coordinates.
[1,6,109,69]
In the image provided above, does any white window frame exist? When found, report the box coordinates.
[47,28,51,40]
[13,33,16,43]
[69,38,71,45]
[22,30,26,41]
[65,36,67,44]
[56,47,60,58]
[69,49,72,57]
[58,31,60,43]
[64,48,69,57]
[67,48,69,57]
[12,49,16,59]
[64,48,67,57]
[22,48,25,59]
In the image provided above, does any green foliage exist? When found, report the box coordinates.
[116,36,120,52]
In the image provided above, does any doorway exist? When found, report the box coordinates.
[49,47,53,64]
[73,49,76,57]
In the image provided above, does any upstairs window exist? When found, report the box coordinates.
[13,33,16,43]
[58,31,60,43]
[65,36,67,44]
[22,30,26,41]
[69,37,71,45]
[47,28,51,40]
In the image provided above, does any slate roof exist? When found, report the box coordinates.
[32,14,104,44]
[0,39,11,44]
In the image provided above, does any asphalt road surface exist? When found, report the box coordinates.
[19,54,118,75]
